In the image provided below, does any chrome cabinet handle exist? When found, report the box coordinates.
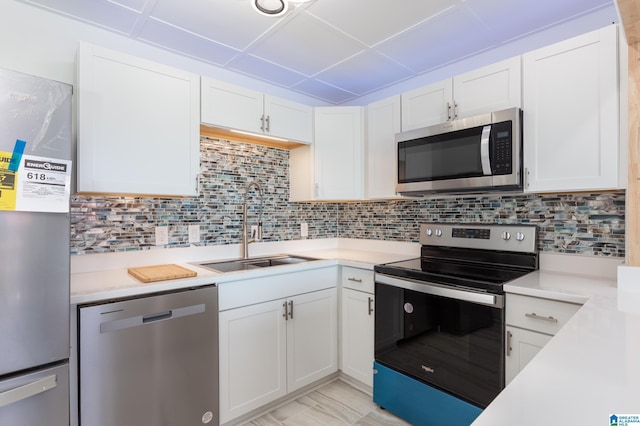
[0,375,57,408]
[282,301,288,320]
[525,167,530,188]
[446,102,452,121]
[347,277,362,283]
[506,330,513,356]
[265,115,270,133]
[525,312,558,323]
[453,101,458,119]
[368,297,374,316]
[260,114,265,132]
[288,300,293,320]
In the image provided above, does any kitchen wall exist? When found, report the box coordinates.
[70,137,625,257]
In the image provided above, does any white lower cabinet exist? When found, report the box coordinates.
[340,266,375,387]
[341,288,374,387]
[505,293,581,384]
[219,299,287,424]
[218,272,337,424]
[505,325,552,384]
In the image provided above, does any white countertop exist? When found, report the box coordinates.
[473,266,640,425]
[70,238,419,304]
[71,240,639,424]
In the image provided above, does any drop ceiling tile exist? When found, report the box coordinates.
[376,6,494,73]
[228,54,308,87]
[149,0,280,50]
[108,0,147,13]
[249,12,366,76]
[292,79,357,104]
[138,18,240,65]
[306,0,458,46]
[19,0,139,34]
[316,51,415,95]
[464,0,613,44]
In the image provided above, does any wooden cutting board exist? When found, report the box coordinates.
[128,264,197,283]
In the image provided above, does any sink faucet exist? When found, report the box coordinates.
[241,180,264,259]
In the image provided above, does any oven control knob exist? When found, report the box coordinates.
[501,231,511,241]
[435,229,442,237]
[426,228,433,236]
[516,232,526,241]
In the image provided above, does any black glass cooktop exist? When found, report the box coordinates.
[375,246,538,294]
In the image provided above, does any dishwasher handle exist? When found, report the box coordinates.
[100,303,205,334]
[143,310,172,323]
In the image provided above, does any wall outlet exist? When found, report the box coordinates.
[188,224,200,243]
[155,226,169,246]
[301,223,309,238]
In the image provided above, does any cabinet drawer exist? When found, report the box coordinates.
[341,267,374,293]
[506,293,581,335]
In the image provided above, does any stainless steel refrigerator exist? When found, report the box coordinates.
[0,68,72,425]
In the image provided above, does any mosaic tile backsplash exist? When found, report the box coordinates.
[70,137,625,257]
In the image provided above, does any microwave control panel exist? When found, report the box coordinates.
[491,121,512,175]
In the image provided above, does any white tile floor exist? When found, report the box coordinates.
[242,379,410,426]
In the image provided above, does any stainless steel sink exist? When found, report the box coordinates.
[195,255,318,273]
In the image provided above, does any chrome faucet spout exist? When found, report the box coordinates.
[242,180,264,259]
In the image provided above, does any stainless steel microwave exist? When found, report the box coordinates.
[396,107,522,195]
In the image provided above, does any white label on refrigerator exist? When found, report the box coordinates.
[14,155,72,212]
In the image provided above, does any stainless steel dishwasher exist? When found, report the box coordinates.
[79,285,218,426]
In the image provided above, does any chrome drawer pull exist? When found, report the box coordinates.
[347,277,363,283]
[506,330,512,357]
[368,297,374,316]
[525,312,558,323]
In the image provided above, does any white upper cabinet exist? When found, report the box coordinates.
[77,42,200,196]
[401,57,522,131]
[401,79,452,130]
[313,106,365,200]
[522,25,621,192]
[201,78,263,134]
[366,95,401,200]
[201,78,313,144]
[291,107,364,202]
[264,95,314,144]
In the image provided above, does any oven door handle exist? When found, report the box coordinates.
[375,273,504,308]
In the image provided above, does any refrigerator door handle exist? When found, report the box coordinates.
[0,374,57,408]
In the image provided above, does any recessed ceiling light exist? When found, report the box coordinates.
[253,0,288,17]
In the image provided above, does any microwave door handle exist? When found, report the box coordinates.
[480,125,492,175]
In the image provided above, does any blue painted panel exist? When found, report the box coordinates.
[373,362,482,426]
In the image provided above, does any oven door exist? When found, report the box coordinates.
[374,273,505,408]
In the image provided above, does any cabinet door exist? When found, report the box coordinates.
[77,42,200,196]
[264,95,313,143]
[314,107,364,200]
[201,77,263,134]
[219,299,287,424]
[401,79,452,131]
[522,25,619,192]
[341,288,374,387]
[453,56,521,119]
[366,96,401,199]
[505,326,552,385]
[287,288,338,392]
